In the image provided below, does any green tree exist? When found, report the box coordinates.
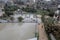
[18,17,23,22]
[10,17,14,21]
[47,9,54,17]
[4,4,19,16]
[21,7,37,13]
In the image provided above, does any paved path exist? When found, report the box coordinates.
[38,23,48,40]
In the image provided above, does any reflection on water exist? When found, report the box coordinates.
[0,23,37,40]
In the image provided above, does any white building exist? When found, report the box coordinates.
[0,1,5,8]
[53,5,60,21]
[0,8,4,16]
[6,0,14,6]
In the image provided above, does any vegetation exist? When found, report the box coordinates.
[41,16,55,40]
[37,7,60,40]
[21,7,37,13]
[36,8,54,17]
[51,25,60,40]
[36,10,49,15]
[18,17,23,22]
[46,9,55,17]
[4,4,19,16]
[0,14,8,20]
[43,17,55,33]
[41,15,60,40]
[2,14,7,18]
[10,17,14,21]
[35,33,39,40]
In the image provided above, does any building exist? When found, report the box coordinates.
[0,9,5,16]
[54,5,60,21]
[13,0,36,5]
[0,1,5,16]
[0,1,5,9]
[6,0,14,6]
[36,0,59,9]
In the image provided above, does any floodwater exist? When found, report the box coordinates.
[0,23,37,40]
[50,33,56,40]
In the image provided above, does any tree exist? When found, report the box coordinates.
[47,9,55,17]
[2,14,7,18]
[10,17,14,22]
[21,7,37,13]
[4,3,19,16]
[43,17,55,32]
[18,17,23,22]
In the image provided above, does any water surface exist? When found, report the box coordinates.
[0,23,37,40]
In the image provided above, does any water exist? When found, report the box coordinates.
[0,23,37,40]
[50,33,56,40]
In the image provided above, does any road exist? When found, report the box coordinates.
[0,23,37,40]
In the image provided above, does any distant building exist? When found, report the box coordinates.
[54,5,60,21]
[0,1,5,9]
[36,0,59,10]
[0,9,4,16]
[6,0,14,6]
[0,1,5,16]
[0,19,8,23]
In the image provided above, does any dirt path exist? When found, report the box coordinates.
[38,23,48,40]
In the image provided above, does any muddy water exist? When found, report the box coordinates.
[0,23,37,40]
